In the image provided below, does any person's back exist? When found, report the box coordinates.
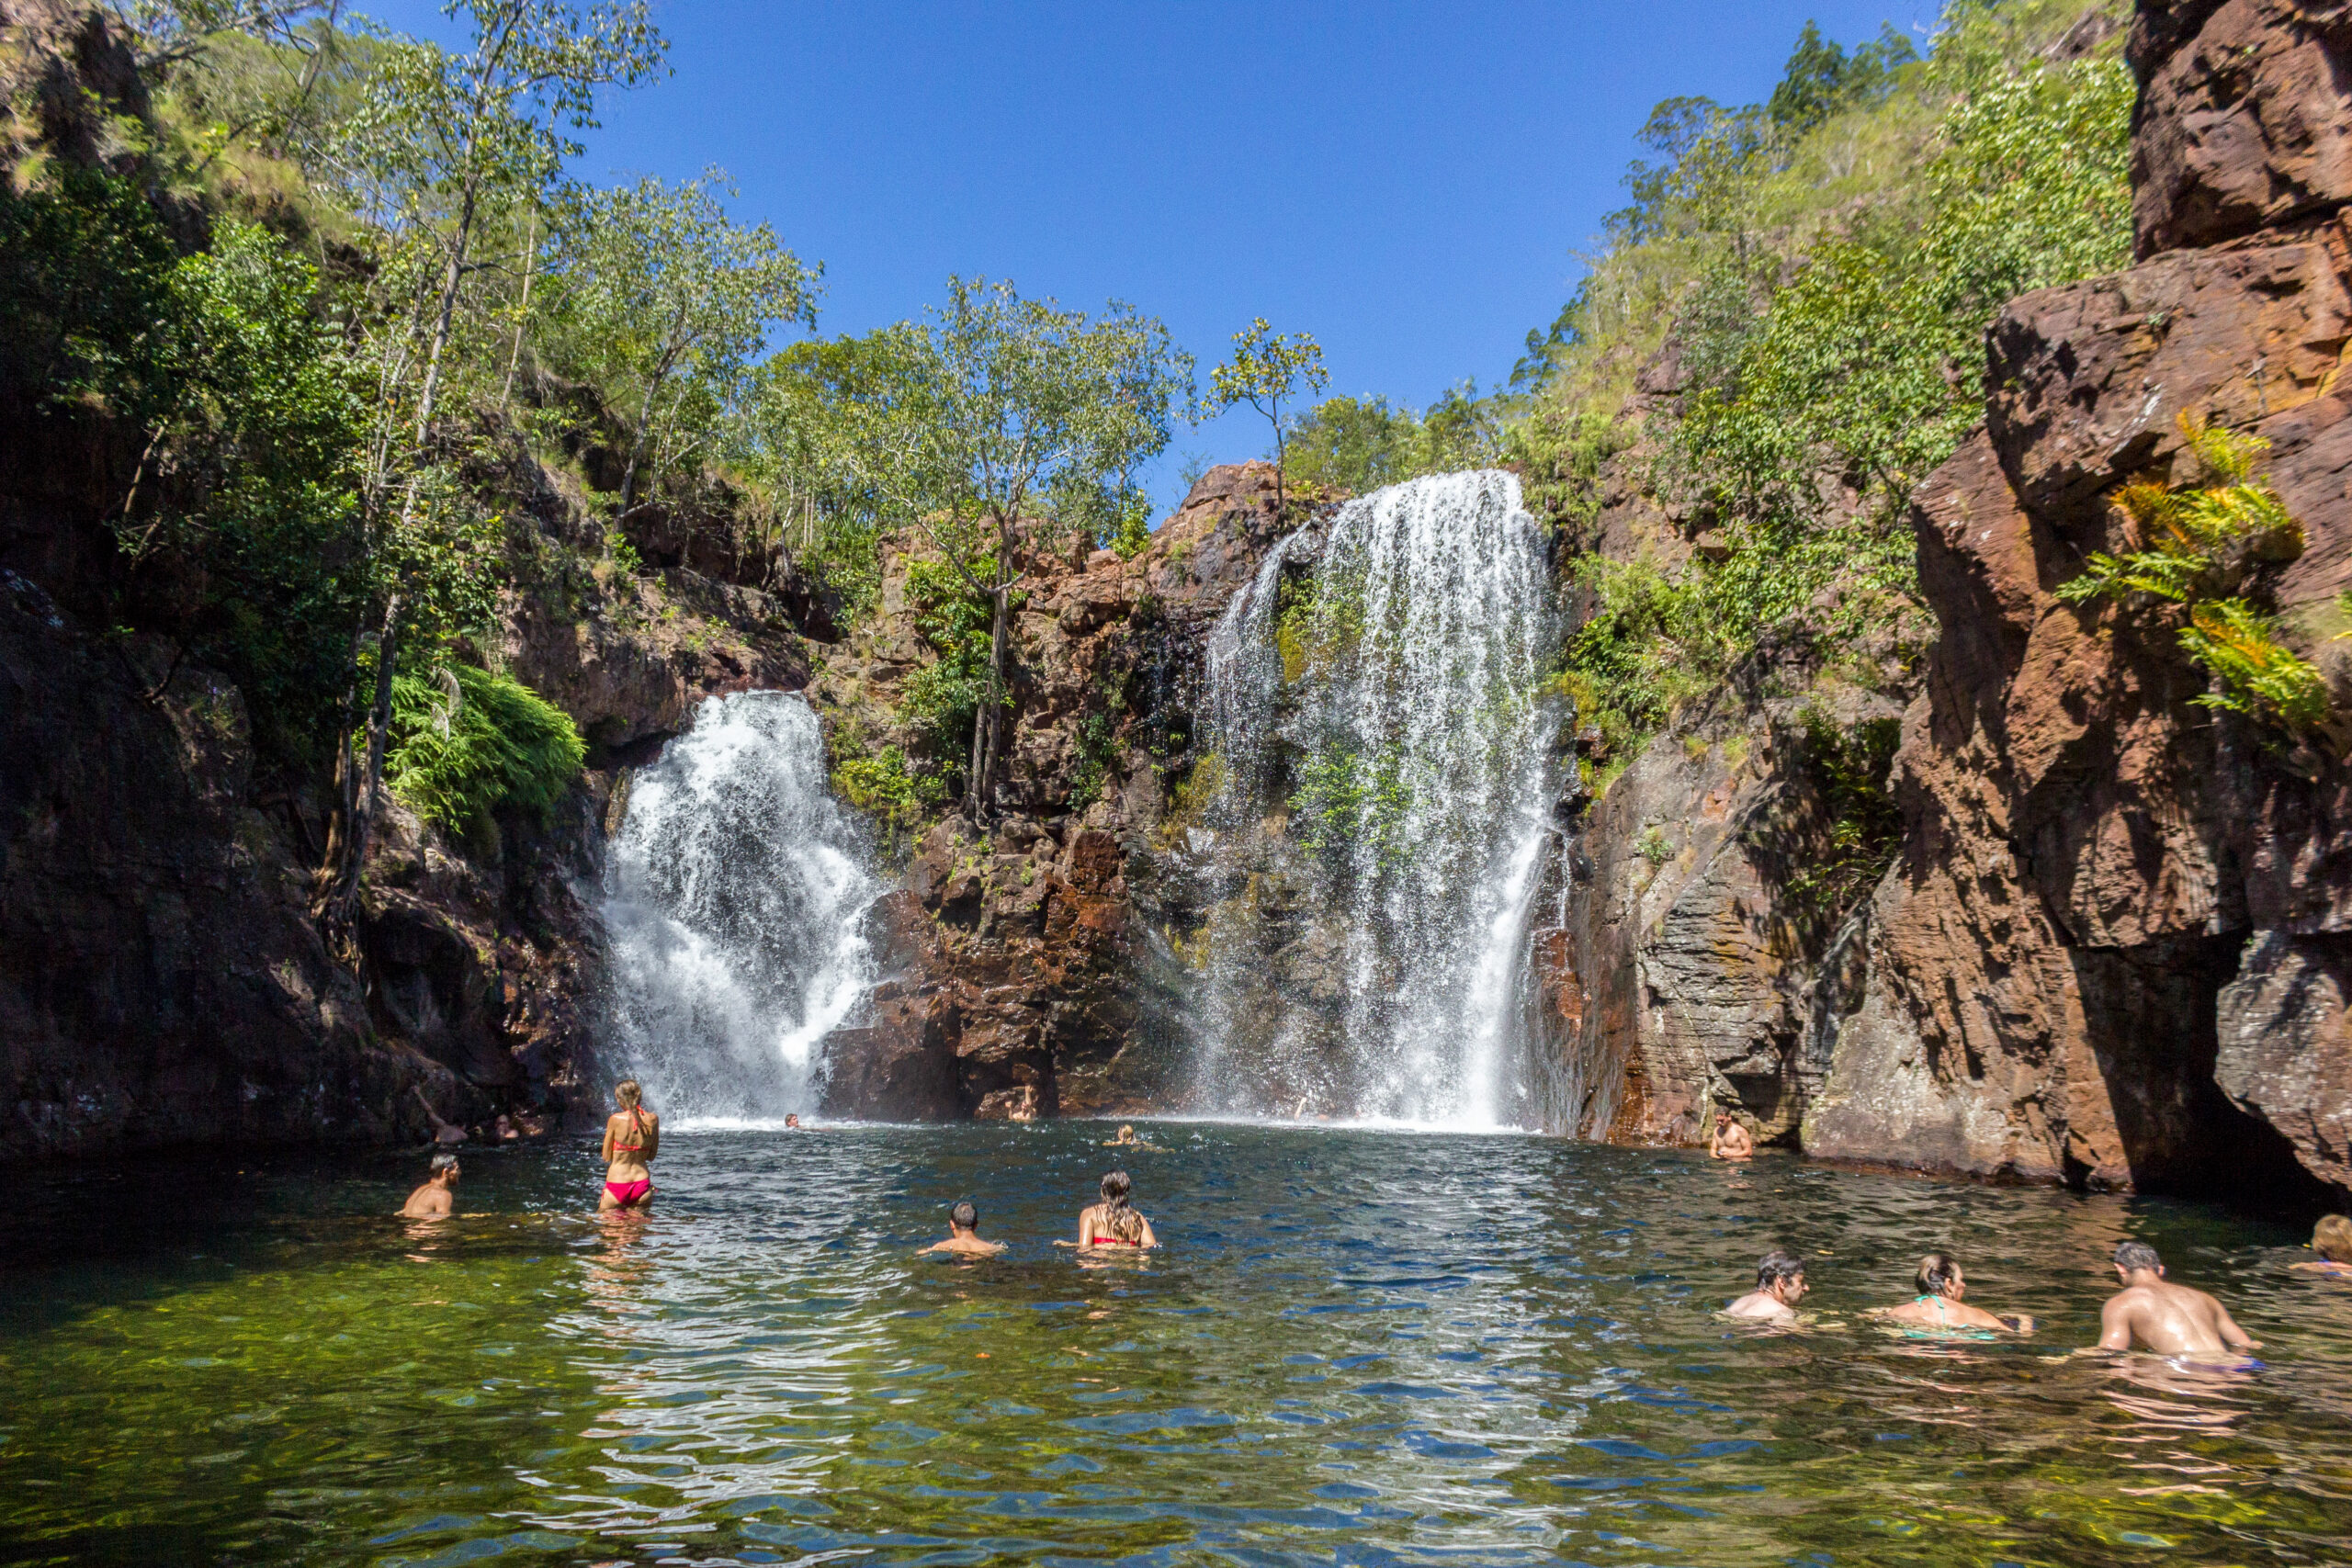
[1068,1169,1157,1250]
[921,1201,1004,1257]
[2098,1241,2257,1358]
[1878,1252,2029,1333]
[400,1153,459,1218]
[599,1079,660,1212]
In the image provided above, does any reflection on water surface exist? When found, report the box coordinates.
[4,1124,2350,1566]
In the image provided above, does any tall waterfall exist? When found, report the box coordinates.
[602,692,884,1126]
[1184,470,1563,1127]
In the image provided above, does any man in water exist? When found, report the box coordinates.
[2098,1241,2260,1357]
[920,1201,1003,1257]
[400,1153,459,1218]
[1725,1249,1807,1318]
[786,1113,803,1131]
[413,1086,467,1145]
[1710,1118,1754,1160]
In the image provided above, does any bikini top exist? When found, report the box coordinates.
[613,1109,651,1155]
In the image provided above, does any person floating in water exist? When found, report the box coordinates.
[2098,1241,2259,1358]
[786,1112,803,1131]
[1103,1123,1163,1150]
[1057,1169,1157,1249]
[1875,1252,2033,1334]
[400,1152,459,1218]
[920,1201,1004,1257]
[413,1086,467,1145]
[1709,1118,1754,1160]
[1725,1248,1806,1318]
[599,1079,659,1213]
[2292,1214,2352,1279]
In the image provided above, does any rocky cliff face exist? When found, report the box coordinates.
[805,465,1299,1121]
[1553,0,2352,1208]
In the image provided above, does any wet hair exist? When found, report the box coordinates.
[1097,1169,1144,1243]
[950,1201,978,1230]
[2114,1241,2163,1274]
[1915,1252,1961,1297]
[430,1152,459,1176]
[1756,1249,1804,1291]
[2313,1214,2352,1263]
[615,1079,643,1109]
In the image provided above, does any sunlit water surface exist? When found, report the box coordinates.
[6,1124,2351,1566]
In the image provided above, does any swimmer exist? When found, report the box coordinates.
[598,1079,659,1212]
[412,1086,467,1145]
[2291,1213,2352,1279]
[2098,1241,2259,1358]
[786,1112,802,1131]
[1102,1123,1163,1150]
[399,1152,459,1217]
[1056,1169,1158,1249]
[919,1201,1005,1257]
[1876,1253,2033,1334]
[492,1113,519,1142]
[1725,1248,1806,1319]
[1709,1118,1755,1161]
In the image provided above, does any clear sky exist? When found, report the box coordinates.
[360,1,1941,508]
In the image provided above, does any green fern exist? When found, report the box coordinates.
[383,664,586,832]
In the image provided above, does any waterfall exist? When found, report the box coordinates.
[601,692,885,1127]
[1185,470,1562,1127]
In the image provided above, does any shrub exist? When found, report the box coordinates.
[383,664,585,833]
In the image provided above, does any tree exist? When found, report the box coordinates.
[547,170,820,513]
[314,0,665,924]
[1204,317,1327,518]
[835,277,1189,820]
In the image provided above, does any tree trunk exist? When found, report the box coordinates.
[323,592,401,920]
[967,527,1016,822]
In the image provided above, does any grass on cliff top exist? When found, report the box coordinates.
[1510,0,2133,781]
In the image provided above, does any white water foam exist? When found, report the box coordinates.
[602,691,885,1122]
[1190,470,1562,1128]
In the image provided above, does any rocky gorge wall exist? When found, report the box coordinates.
[1545,0,2352,1209]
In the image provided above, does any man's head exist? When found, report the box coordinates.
[949,1200,978,1234]
[2114,1240,2164,1280]
[1756,1248,1806,1303]
[786,1112,801,1129]
[430,1152,460,1186]
[2313,1213,2352,1264]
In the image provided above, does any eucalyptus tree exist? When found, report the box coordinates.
[547,171,820,513]
[837,278,1190,820]
[312,0,665,922]
[1204,317,1326,517]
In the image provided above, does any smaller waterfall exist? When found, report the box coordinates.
[602,692,884,1126]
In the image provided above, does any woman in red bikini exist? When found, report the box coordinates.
[1061,1169,1157,1249]
[598,1079,660,1213]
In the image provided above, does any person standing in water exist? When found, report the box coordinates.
[1058,1169,1157,1249]
[920,1201,1004,1257]
[400,1153,459,1217]
[599,1079,659,1212]
[2098,1241,2258,1357]
[413,1086,467,1145]
[1876,1253,2032,1333]
[1709,1119,1754,1160]
[1725,1249,1807,1318]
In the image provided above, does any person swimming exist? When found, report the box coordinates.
[2098,1240,2259,1358]
[920,1200,1005,1257]
[2292,1213,2352,1279]
[412,1086,467,1146]
[599,1079,659,1212]
[1057,1169,1157,1249]
[1709,1118,1754,1160]
[399,1152,459,1218]
[786,1112,802,1130]
[1103,1123,1164,1150]
[1724,1248,1806,1319]
[1875,1252,2033,1334]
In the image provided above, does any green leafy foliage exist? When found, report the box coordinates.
[2057,417,2325,734]
[1776,708,1904,930]
[1204,317,1327,508]
[1283,386,1499,495]
[382,663,585,832]
[1288,746,1410,863]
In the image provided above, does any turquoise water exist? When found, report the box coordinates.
[5,1123,2350,1565]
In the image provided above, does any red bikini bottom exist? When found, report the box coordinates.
[605,1179,653,1207]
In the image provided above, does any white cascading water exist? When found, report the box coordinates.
[1190,469,1561,1127]
[601,692,884,1126]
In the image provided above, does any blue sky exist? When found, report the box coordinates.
[361,1,1942,508]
